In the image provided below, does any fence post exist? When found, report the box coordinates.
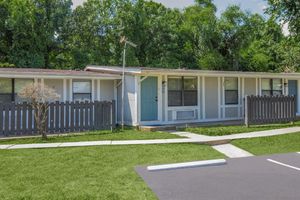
[111,100,116,131]
[245,96,249,127]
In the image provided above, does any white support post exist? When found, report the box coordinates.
[63,79,67,102]
[241,77,245,117]
[237,77,241,118]
[222,77,225,118]
[259,78,262,96]
[34,78,38,86]
[202,76,206,119]
[91,79,95,101]
[134,76,139,125]
[256,78,258,95]
[97,80,101,101]
[197,76,201,120]
[218,77,221,119]
[114,80,118,123]
[164,75,168,122]
[158,76,163,122]
[69,79,73,101]
[297,79,300,114]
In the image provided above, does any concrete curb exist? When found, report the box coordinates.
[147,159,227,171]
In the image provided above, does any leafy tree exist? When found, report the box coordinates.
[267,0,300,36]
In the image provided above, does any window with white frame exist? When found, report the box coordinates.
[0,78,13,103]
[261,78,282,96]
[73,81,91,101]
[0,78,33,103]
[168,76,197,107]
[14,79,34,102]
[224,77,238,105]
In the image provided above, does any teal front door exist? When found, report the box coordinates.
[288,80,298,112]
[141,77,158,121]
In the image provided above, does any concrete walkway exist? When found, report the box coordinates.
[212,144,253,158]
[0,127,299,150]
[169,127,300,141]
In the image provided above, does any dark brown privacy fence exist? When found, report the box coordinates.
[0,101,116,137]
[245,95,296,126]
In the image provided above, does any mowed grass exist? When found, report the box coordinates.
[0,129,182,145]
[184,121,300,136]
[232,132,300,155]
[0,144,223,200]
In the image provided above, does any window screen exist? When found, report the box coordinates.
[168,77,197,107]
[225,77,238,105]
[73,81,91,101]
[261,79,282,96]
[0,78,12,103]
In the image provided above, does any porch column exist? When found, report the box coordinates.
[91,79,95,101]
[69,79,73,101]
[197,76,201,120]
[164,75,168,122]
[34,78,38,86]
[202,76,206,119]
[158,75,162,122]
[297,79,300,114]
[97,79,101,101]
[40,78,44,90]
[218,77,221,119]
[63,79,67,102]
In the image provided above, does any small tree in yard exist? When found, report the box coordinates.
[18,83,60,139]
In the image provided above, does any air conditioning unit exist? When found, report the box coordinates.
[176,110,196,121]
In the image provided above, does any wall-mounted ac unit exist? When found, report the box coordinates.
[176,110,196,121]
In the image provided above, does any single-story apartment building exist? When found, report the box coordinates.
[1,66,300,126]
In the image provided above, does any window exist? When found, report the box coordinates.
[73,81,91,101]
[0,78,13,103]
[0,78,34,103]
[225,77,238,105]
[168,77,197,107]
[261,79,282,96]
[14,79,34,102]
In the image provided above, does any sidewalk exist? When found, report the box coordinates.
[0,127,299,150]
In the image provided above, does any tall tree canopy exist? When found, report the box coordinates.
[0,0,299,72]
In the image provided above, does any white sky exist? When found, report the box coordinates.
[72,0,267,16]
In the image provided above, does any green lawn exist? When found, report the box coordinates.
[0,144,224,200]
[232,132,300,155]
[184,121,300,136]
[0,129,182,145]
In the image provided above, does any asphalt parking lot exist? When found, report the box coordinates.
[136,153,300,200]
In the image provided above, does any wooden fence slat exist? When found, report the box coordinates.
[75,102,79,131]
[4,104,10,136]
[55,101,60,133]
[0,104,3,136]
[70,102,75,132]
[60,102,65,133]
[22,102,27,135]
[89,102,94,130]
[10,103,16,135]
[27,104,32,134]
[65,101,69,132]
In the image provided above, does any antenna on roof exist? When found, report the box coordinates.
[120,36,137,130]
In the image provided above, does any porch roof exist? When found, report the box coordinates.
[0,68,121,79]
[85,65,300,78]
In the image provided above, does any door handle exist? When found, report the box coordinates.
[155,96,158,102]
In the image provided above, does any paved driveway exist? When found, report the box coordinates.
[136,153,300,200]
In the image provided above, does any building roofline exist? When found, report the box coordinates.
[0,68,121,79]
[85,65,300,78]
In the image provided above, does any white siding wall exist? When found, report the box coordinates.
[116,75,137,125]
[100,80,115,101]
